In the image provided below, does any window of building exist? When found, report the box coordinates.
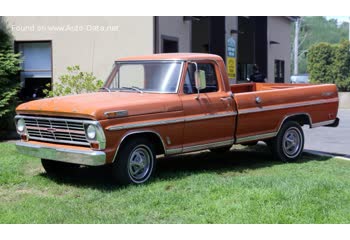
[274,60,285,83]
[161,35,179,53]
[15,41,52,100]
[183,63,218,94]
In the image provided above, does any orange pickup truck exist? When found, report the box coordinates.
[15,53,339,185]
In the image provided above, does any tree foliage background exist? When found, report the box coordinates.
[307,40,350,91]
[0,17,21,130]
[292,16,349,74]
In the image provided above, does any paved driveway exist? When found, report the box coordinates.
[303,109,350,156]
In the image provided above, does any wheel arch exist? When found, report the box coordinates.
[277,113,312,134]
[112,130,166,163]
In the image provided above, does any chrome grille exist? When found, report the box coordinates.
[23,116,89,146]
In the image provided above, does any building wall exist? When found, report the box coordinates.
[5,16,154,82]
[225,16,238,84]
[156,16,191,52]
[267,16,292,83]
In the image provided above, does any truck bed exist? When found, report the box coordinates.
[231,83,339,143]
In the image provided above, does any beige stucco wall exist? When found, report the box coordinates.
[157,16,191,52]
[5,16,154,82]
[225,16,238,84]
[267,16,292,83]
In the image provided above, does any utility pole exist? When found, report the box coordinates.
[293,18,300,75]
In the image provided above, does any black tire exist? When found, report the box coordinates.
[41,159,80,176]
[269,121,304,162]
[209,146,232,154]
[112,137,156,185]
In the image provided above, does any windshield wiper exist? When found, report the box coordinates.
[120,86,144,93]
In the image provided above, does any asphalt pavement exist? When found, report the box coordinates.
[303,109,350,157]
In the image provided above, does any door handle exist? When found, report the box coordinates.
[255,96,262,104]
[220,97,232,101]
[220,93,234,101]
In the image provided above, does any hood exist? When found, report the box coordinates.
[16,92,183,120]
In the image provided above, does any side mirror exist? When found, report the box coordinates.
[195,70,206,90]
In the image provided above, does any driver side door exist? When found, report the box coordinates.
[180,61,236,151]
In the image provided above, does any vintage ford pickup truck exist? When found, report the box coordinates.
[15,53,339,185]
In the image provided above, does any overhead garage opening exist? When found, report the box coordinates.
[237,16,267,82]
[191,17,226,61]
[15,41,52,101]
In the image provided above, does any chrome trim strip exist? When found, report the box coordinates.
[311,119,336,128]
[112,130,167,163]
[165,148,182,155]
[185,112,237,122]
[104,110,128,118]
[277,113,313,133]
[16,141,106,166]
[107,118,184,131]
[238,98,338,115]
[236,132,277,144]
[182,139,234,153]
[164,139,234,155]
[106,112,237,131]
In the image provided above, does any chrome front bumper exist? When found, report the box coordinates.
[15,141,106,166]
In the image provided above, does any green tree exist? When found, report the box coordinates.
[307,40,350,91]
[0,17,21,130]
[44,65,104,97]
[292,16,349,74]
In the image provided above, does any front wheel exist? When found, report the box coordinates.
[112,137,156,185]
[269,121,304,162]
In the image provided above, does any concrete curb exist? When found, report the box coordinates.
[304,149,350,161]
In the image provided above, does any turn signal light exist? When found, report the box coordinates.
[90,142,100,150]
[21,134,28,141]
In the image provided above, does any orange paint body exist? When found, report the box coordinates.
[16,53,339,164]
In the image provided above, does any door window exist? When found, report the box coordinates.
[183,63,218,94]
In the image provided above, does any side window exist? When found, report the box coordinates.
[183,63,218,94]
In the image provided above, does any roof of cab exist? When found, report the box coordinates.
[117,53,224,62]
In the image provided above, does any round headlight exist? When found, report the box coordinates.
[17,118,26,132]
[86,125,96,140]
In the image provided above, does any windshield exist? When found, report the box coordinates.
[105,61,183,93]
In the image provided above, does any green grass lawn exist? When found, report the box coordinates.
[0,142,350,223]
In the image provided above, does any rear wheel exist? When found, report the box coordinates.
[112,137,156,185]
[269,121,304,162]
[41,159,80,176]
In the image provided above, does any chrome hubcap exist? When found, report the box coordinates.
[128,145,152,181]
[282,127,302,158]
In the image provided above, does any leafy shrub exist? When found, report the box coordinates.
[44,65,104,97]
[307,40,350,91]
[0,18,22,130]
